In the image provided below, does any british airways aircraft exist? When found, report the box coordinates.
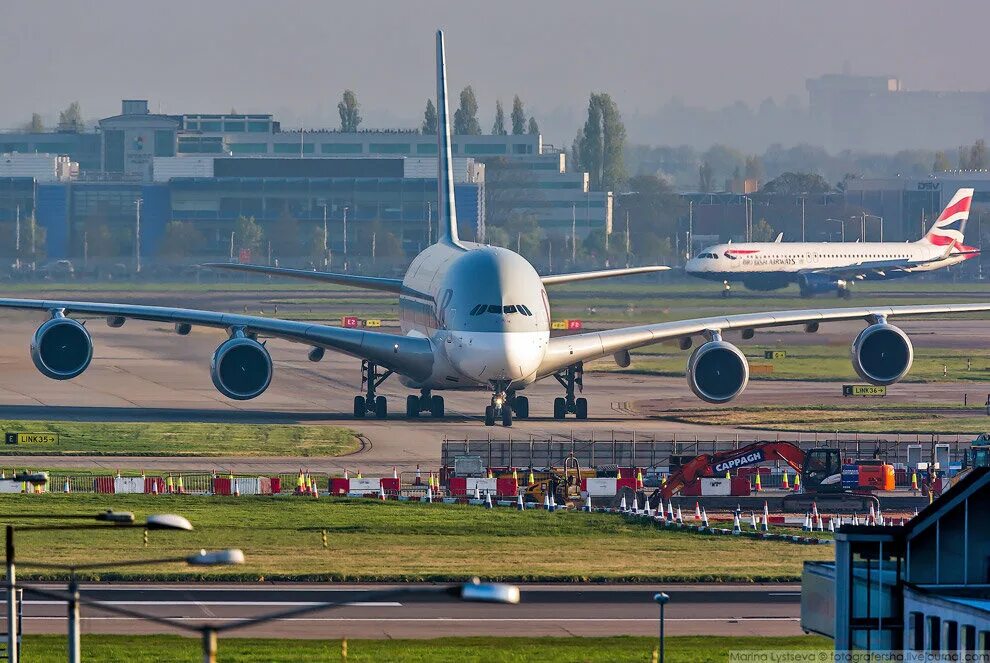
[686,188,980,297]
[4,32,990,427]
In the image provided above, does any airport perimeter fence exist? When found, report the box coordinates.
[440,432,975,479]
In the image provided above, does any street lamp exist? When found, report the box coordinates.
[3,510,193,663]
[342,205,349,272]
[654,592,670,663]
[826,218,846,242]
[26,576,520,663]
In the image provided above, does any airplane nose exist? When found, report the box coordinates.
[450,332,546,383]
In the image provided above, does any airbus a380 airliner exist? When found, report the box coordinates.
[686,187,980,298]
[4,32,990,427]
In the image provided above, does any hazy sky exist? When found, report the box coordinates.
[3,0,989,142]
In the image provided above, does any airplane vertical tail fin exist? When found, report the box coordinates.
[918,187,973,252]
[436,30,462,247]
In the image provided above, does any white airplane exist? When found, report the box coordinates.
[685,187,980,298]
[3,32,990,427]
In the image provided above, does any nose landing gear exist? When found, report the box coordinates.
[485,382,516,427]
[353,360,392,419]
[552,362,588,420]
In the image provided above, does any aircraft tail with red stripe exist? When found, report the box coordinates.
[918,187,974,255]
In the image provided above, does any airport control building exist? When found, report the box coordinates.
[0,100,612,266]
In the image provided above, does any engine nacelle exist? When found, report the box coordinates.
[851,323,913,386]
[210,337,273,400]
[31,317,93,380]
[799,274,847,297]
[686,339,749,404]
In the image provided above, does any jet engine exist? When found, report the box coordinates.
[31,317,93,380]
[210,337,273,400]
[799,274,849,298]
[686,337,749,404]
[851,323,913,386]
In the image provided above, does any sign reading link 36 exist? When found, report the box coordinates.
[712,449,766,475]
[5,432,59,445]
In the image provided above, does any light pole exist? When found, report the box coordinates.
[826,218,846,242]
[342,206,349,272]
[741,196,752,242]
[322,204,329,268]
[134,198,142,273]
[4,509,196,663]
[863,213,883,242]
[687,200,693,261]
[800,196,806,242]
[654,592,670,663]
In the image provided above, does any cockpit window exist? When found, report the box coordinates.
[695,252,718,259]
[471,304,532,316]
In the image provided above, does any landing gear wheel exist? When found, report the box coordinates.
[430,395,445,418]
[406,395,420,418]
[839,288,852,300]
[484,406,496,427]
[501,406,513,427]
[375,396,388,419]
[553,397,566,420]
[575,397,588,420]
[353,395,366,418]
[513,396,529,419]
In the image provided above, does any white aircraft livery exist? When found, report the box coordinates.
[685,188,979,297]
[3,32,990,426]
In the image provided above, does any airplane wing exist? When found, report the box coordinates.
[541,266,669,286]
[538,302,990,377]
[0,298,434,381]
[202,263,404,293]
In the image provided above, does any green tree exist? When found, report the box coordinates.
[453,86,481,135]
[759,172,832,195]
[527,116,539,135]
[510,95,526,135]
[613,175,685,264]
[337,90,362,132]
[751,218,776,242]
[959,146,971,170]
[58,102,83,131]
[491,100,507,135]
[24,113,43,133]
[577,93,626,191]
[932,151,951,173]
[744,155,765,182]
[970,139,988,170]
[698,161,714,192]
[159,221,204,258]
[422,99,438,134]
[235,215,264,254]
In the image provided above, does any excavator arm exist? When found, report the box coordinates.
[660,441,806,499]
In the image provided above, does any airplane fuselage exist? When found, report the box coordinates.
[398,242,550,391]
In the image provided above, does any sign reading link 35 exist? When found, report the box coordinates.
[5,432,59,445]
[712,450,766,475]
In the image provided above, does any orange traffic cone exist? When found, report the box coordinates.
[312,480,320,500]
[636,469,644,489]
[782,472,790,490]
[694,502,701,521]
[754,473,763,492]
[911,472,919,492]
[177,475,184,494]
[793,472,801,492]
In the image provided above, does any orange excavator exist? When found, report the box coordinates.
[660,441,884,513]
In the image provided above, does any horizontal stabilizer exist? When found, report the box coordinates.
[203,263,404,293]
[541,265,669,286]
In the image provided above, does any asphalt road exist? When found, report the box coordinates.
[4,583,804,638]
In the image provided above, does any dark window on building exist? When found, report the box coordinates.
[104,130,125,172]
[154,130,175,157]
[224,121,246,132]
[248,121,270,133]
[927,616,941,651]
[945,621,958,652]
[909,612,924,651]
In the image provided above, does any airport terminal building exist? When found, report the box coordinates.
[0,100,612,266]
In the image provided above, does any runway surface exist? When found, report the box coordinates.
[0,315,985,473]
[4,582,803,638]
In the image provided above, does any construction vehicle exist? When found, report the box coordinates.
[660,441,885,513]
[522,455,591,505]
[971,434,990,469]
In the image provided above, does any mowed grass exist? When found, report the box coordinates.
[0,421,358,457]
[662,404,990,434]
[1,494,831,582]
[591,344,990,383]
[19,634,832,663]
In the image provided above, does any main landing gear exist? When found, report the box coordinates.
[721,280,732,298]
[552,362,588,420]
[353,360,392,419]
[483,382,530,427]
[406,389,445,418]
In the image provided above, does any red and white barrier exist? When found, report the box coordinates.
[328,477,400,496]
[580,477,637,496]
